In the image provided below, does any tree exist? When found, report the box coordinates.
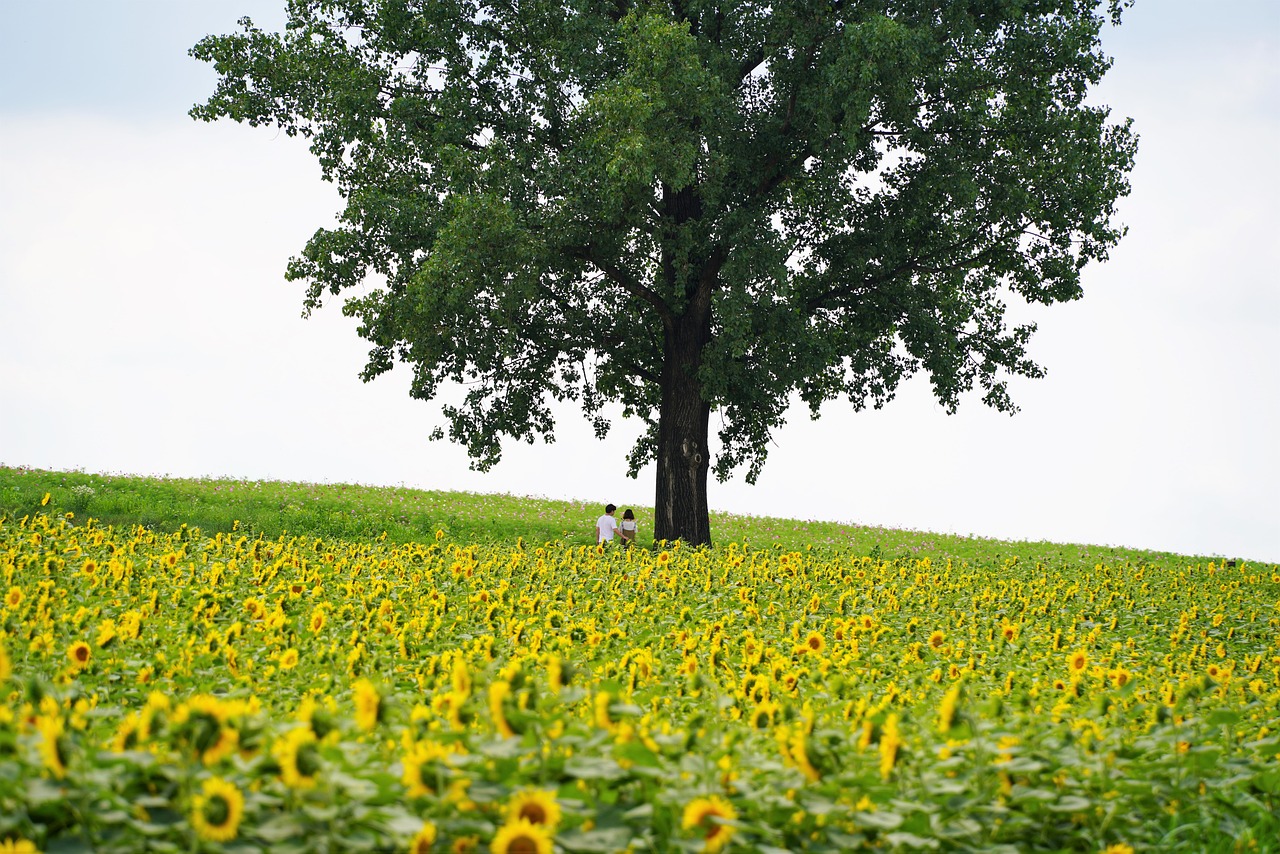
[192,0,1136,545]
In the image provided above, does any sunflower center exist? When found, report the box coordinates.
[203,794,230,826]
[519,804,547,824]
[296,743,322,777]
[508,834,539,854]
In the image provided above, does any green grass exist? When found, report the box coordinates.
[0,464,1251,568]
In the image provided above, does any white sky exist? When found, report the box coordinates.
[1,2,1277,562]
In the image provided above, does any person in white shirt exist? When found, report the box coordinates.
[595,504,619,544]
[619,508,638,547]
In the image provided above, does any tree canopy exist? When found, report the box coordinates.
[192,0,1137,544]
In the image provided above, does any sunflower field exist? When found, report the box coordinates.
[1,507,1278,853]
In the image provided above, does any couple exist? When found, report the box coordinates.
[595,504,637,546]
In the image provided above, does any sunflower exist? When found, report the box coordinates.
[3,586,21,609]
[681,795,737,853]
[546,655,566,693]
[309,609,326,633]
[274,726,321,790]
[0,837,39,854]
[279,648,300,670]
[878,714,900,780]
[490,817,553,854]
[0,640,10,683]
[928,631,946,650]
[190,776,245,842]
[353,678,382,731]
[938,683,961,734]
[803,631,825,655]
[67,641,91,670]
[409,821,438,854]
[488,681,516,738]
[593,692,614,730]
[111,712,142,753]
[750,700,777,730]
[506,788,561,831]
[401,738,452,797]
[36,714,69,779]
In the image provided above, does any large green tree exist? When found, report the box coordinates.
[192,0,1136,545]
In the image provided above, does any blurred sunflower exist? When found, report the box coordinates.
[490,817,552,854]
[506,788,561,831]
[274,726,321,790]
[36,714,69,779]
[681,795,737,853]
[190,776,245,842]
[409,821,437,854]
[353,678,382,731]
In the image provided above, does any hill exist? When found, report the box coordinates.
[0,465,1235,568]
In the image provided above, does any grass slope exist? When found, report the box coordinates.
[0,465,1240,568]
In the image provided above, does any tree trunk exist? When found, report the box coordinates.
[653,308,712,545]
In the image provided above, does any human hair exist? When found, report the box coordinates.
[622,509,634,520]
[605,504,616,514]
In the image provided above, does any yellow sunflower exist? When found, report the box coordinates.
[681,795,737,853]
[67,641,91,670]
[401,738,453,797]
[353,678,382,731]
[1068,650,1088,675]
[490,817,553,854]
[488,681,516,738]
[938,683,961,734]
[409,821,438,854]
[506,788,561,831]
[274,726,321,790]
[928,631,946,650]
[879,714,901,780]
[36,714,68,779]
[0,837,39,854]
[279,648,300,670]
[750,700,777,730]
[3,586,21,609]
[190,776,245,842]
[803,631,825,655]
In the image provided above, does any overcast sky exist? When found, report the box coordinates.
[2,2,1277,562]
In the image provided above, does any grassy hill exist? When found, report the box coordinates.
[0,465,1239,568]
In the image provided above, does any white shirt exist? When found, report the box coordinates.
[596,513,619,543]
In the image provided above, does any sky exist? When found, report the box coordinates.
[1,1,1277,562]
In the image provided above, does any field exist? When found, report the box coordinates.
[1,467,1278,852]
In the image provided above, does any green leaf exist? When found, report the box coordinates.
[885,832,940,850]
[557,826,635,852]
[564,756,628,780]
[1047,795,1093,813]
[855,810,903,830]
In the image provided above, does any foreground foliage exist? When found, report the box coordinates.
[2,512,1278,852]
